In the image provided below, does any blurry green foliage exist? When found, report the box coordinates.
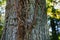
[0,0,6,39]
[0,0,6,5]
[46,0,60,40]
[46,0,60,19]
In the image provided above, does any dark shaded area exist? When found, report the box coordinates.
[50,18,58,40]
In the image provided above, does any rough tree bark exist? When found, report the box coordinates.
[28,0,49,40]
[1,0,49,40]
[17,0,49,40]
[1,0,18,40]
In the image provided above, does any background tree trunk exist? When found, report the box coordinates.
[1,0,50,40]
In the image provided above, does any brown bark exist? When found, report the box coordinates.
[1,0,49,40]
[17,0,33,40]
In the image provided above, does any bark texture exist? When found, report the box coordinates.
[17,0,49,40]
[1,0,49,40]
[1,0,18,40]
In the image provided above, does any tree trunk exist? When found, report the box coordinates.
[1,0,49,40]
[17,0,49,40]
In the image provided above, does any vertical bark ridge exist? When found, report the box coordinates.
[17,0,28,40]
[1,0,18,40]
[17,0,34,40]
[28,0,49,40]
